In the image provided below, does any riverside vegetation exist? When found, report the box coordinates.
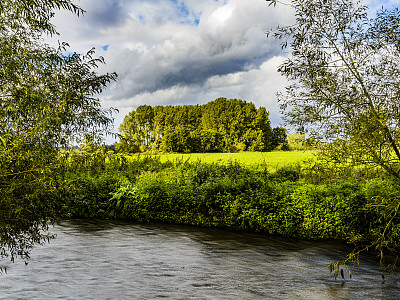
[2,0,400,281]
[60,148,400,278]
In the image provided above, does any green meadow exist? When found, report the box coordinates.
[137,150,317,171]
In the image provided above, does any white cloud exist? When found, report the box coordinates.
[49,0,294,142]
[111,55,287,127]
[49,0,400,143]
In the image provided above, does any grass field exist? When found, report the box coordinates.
[146,151,317,171]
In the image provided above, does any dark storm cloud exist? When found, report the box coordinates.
[51,0,294,128]
[85,0,128,27]
[99,0,289,102]
[50,0,390,142]
[124,52,280,97]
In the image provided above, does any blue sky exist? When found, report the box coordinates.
[50,0,399,142]
[369,0,398,10]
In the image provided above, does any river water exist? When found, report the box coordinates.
[1,220,399,299]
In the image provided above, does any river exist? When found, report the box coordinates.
[1,220,399,299]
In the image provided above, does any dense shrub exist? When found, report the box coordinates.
[62,155,400,255]
[62,172,121,219]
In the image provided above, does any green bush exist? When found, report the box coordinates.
[62,154,400,255]
[62,172,121,219]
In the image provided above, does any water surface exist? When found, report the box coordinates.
[1,220,399,299]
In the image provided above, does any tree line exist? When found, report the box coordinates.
[117,98,288,153]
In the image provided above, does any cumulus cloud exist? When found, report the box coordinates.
[50,0,294,139]
[96,0,291,98]
[50,0,398,142]
[103,56,288,125]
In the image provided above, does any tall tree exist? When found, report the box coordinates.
[0,0,117,267]
[119,98,275,153]
[267,0,400,275]
[270,127,289,150]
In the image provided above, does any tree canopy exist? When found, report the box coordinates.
[117,98,286,153]
[0,0,116,266]
[268,0,400,179]
[267,0,400,275]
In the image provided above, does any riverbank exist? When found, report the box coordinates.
[61,152,400,272]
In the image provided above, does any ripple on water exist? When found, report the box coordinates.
[0,220,399,300]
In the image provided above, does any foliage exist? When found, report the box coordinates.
[0,0,116,268]
[267,0,400,276]
[287,133,320,151]
[287,133,306,151]
[65,154,398,248]
[268,0,400,179]
[117,98,285,153]
[271,127,289,150]
[56,151,399,277]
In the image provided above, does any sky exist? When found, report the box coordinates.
[49,0,399,142]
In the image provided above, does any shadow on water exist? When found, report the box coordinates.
[1,219,399,299]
